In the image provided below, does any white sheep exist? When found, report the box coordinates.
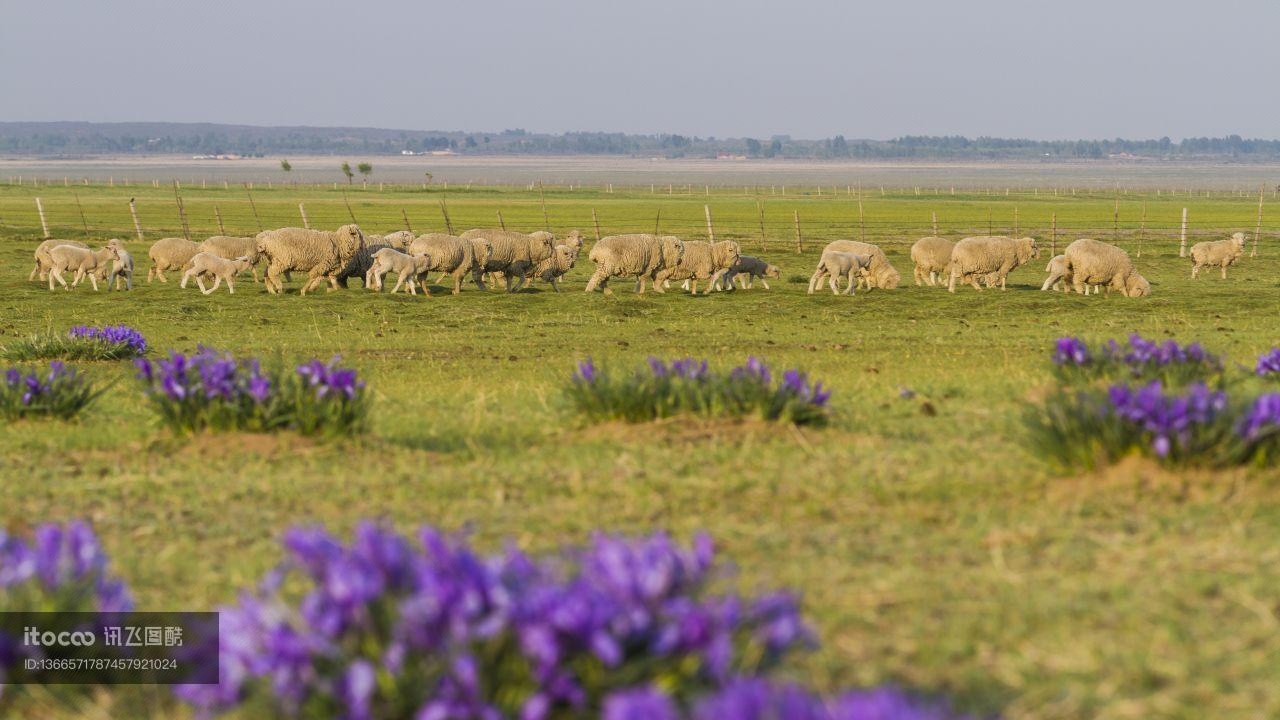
[654,240,741,295]
[200,236,263,282]
[1190,232,1246,279]
[47,244,116,291]
[947,236,1039,292]
[1041,254,1073,292]
[1063,238,1150,298]
[718,255,780,290]
[146,237,202,283]
[817,240,900,290]
[31,239,88,282]
[367,248,434,295]
[180,253,255,295]
[808,251,870,295]
[910,237,954,287]
[532,244,579,292]
[584,234,685,294]
[404,234,477,294]
[102,239,134,291]
[459,229,556,292]
[256,225,366,295]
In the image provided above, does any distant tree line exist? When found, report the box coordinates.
[3,122,1279,161]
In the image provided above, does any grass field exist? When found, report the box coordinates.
[2,183,1280,719]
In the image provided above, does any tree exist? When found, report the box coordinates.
[745,138,762,157]
[280,159,292,173]
[357,162,373,178]
[341,162,354,185]
[423,172,433,185]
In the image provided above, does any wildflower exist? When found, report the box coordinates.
[1052,337,1090,366]
[1256,348,1280,377]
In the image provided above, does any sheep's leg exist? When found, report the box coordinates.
[807,269,826,294]
[251,266,261,284]
[181,268,195,289]
[450,269,464,295]
[87,271,99,292]
[203,276,221,295]
[585,269,607,293]
[550,276,561,293]
[760,277,770,290]
[1191,263,1200,279]
[828,275,839,295]
[29,263,39,282]
[844,271,858,295]
[49,267,62,290]
[226,276,235,295]
[1221,265,1228,280]
[390,273,407,294]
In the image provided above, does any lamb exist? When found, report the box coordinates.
[180,252,255,295]
[947,236,1039,292]
[255,225,366,295]
[654,240,741,295]
[47,244,117,291]
[719,255,780,290]
[404,233,476,294]
[532,244,579,292]
[1063,238,1150,298]
[199,235,263,282]
[816,240,900,290]
[102,238,134,291]
[459,229,556,292]
[584,234,685,294]
[146,237,202,283]
[1041,254,1074,292]
[367,248,434,295]
[910,237,954,287]
[808,251,871,295]
[1190,232,1246,279]
[31,239,88,282]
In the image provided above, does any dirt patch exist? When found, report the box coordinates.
[1045,453,1245,504]
[172,431,319,460]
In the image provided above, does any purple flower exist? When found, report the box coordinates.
[1238,393,1280,441]
[1107,381,1226,458]
[603,687,679,720]
[831,686,968,720]
[669,358,709,381]
[575,358,599,384]
[0,521,131,612]
[1052,337,1090,366]
[1256,348,1280,377]
[339,660,376,720]
[646,357,667,378]
[69,325,148,355]
[731,356,772,385]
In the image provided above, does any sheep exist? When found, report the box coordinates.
[31,239,88,282]
[584,234,685,294]
[47,244,116,291]
[459,229,556,292]
[1041,254,1073,292]
[563,230,586,252]
[199,235,263,282]
[180,253,255,295]
[102,238,134,291]
[808,251,871,295]
[146,237,202,283]
[376,230,416,250]
[653,240,741,295]
[815,240,901,290]
[255,225,366,295]
[532,244,579,292]
[1063,238,1150,298]
[404,233,476,294]
[719,255,780,290]
[1190,232,1246,279]
[947,236,1039,292]
[910,237,954,287]
[367,248,434,295]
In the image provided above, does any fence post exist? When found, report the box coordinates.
[497,210,506,231]
[1179,207,1188,257]
[1050,213,1057,256]
[129,198,144,242]
[1253,184,1265,257]
[757,201,767,250]
[653,208,661,236]
[342,190,358,225]
[793,211,803,253]
[538,180,550,230]
[932,211,938,237]
[1136,203,1146,258]
[214,206,226,235]
[858,199,865,241]
[1013,206,1019,237]
[591,208,601,241]
[704,205,715,243]
[35,197,49,238]
[401,209,414,234]
[73,192,89,236]
[439,199,453,235]
[245,184,263,232]
[174,181,191,241]
[299,203,309,229]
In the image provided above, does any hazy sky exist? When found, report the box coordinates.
[3,0,1277,140]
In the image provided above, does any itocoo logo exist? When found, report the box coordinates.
[23,626,96,647]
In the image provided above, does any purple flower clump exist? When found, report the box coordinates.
[1106,334,1218,370]
[4,361,76,406]
[1052,337,1090,366]
[296,357,364,400]
[0,521,132,612]
[1238,393,1280,442]
[136,347,273,404]
[1107,381,1226,457]
[68,325,148,356]
[1255,348,1280,377]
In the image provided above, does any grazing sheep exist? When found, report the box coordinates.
[808,251,871,295]
[584,234,685,294]
[1190,232,1246,279]
[101,239,134,291]
[256,225,366,295]
[654,240,741,295]
[947,236,1039,292]
[532,244,580,292]
[48,244,116,291]
[1041,254,1073,292]
[146,237,202,283]
[405,233,476,294]
[31,239,88,282]
[367,248,434,295]
[817,240,900,290]
[200,235,263,282]
[563,230,586,251]
[719,255,780,290]
[459,229,556,292]
[1063,238,1150,298]
[910,237,954,287]
[180,253,255,295]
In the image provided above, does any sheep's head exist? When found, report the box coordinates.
[1016,236,1040,261]
[1231,232,1247,250]
[714,241,742,268]
[529,231,556,261]
[255,235,271,257]
[233,256,254,272]
[335,225,366,261]
[660,236,685,267]
[1126,273,1151,298]
[565,230,585,249]
[106,238,127,253]
[557,245,577,269]
[875,260,901,289]
[764,264,781,278]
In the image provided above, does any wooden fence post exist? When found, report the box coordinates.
[1253,184,1265,257]
[401,209,413,234]
[35,197,49,238]
[1136,202,1146,258]
[757,201,767,250]
[932,211,938,237]
[174,181,191,241]
[439,199,453,235]
[1179,207,1188,257]
[538,180,550,230]
[497,210,506,231]
[704,205,715,242]
[591,208,601,241]
[129,198,144,242]
[342,190,357,225]
[1013,206,1019,237]
[214,206,226,235]
[653,208,661,236]
[1050,213,1057,256]
[858,199,865,241]
[72,192,89,236]
[299,203,309,229]
[245,184,263,232]
[793,211,803,253]
[1113,196,1119,239]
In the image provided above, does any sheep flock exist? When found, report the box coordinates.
[27,225,1255,300]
